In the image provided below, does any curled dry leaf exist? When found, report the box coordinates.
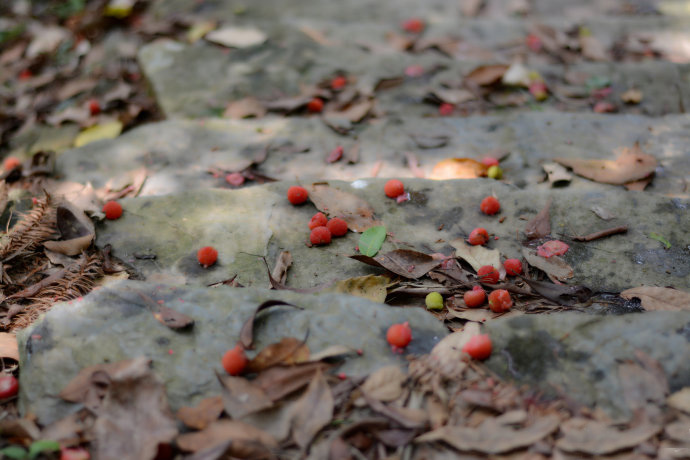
[176,420,277,454]
[223,97,267,119]
[430,158,488,180]
[308,184,380,232]
[556,417,661,455]
[667,387,690,414]
[554,142,656,185]
[450,239,501,274]
[359,365,406,404]
[176,396,224,430]
[246,337,310,373]
[524,199,552,239]
[239,300,301,349]
[620,286,690,311]
[290,370,334,449]
[519,277,592,306]
[522,247,573,281]
[217,373,273,419]
[464,64,509,87]
[580,35,607,61]
[542,162,573,187]
[254,362,333,402]
[43,203,95,256]
[271,250,292,287]
[138,292,194,330]
[350,249,441,279]
[205,26,267,48]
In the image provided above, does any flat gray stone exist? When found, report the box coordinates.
[484,311,690,416]
[17,280,449,425]
[92,180,689,293]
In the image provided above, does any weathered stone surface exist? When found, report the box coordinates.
[484,311,690,416]
[92,180,689,293]
[17,280,449,425]
[56,114,690,197]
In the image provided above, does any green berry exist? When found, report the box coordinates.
[487,165,503,180]
[425,292,444,310]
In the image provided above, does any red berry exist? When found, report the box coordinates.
[18,69,32,80]
[439,103,454,116]
[0,375,18,399]
[384,179,405,198]
[326,217,348,237]
[488,289,513,313]
[404,65,425,77]
[60,447,90,460]
[481,157,499,167]
[310,226,332,245]
[307,97,324,113]
[88,99,101,116]
[221,345,247,376]
[401,18,425,34]
[504,258,522,276]
[463,286,486,308]
[480,196,500,215]
[3,156,21,171]
[331,76,347,90]
[386,322,412,348]
[468,227,489,246]
[287,186,309,205]
[309,212,328,230]
[102,201,123,220]
[225,172,245,186]
[526,34,542,52]
[197,246,218,267]
[477,265,499,284]
[462,334,492,360]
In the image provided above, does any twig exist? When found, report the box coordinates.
[573,226,628,242]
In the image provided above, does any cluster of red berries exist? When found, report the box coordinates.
[287,185,349,245]
[463,285,513,313]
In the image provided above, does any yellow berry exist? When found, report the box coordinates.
[487,165,503,179]
[425,292,444,310]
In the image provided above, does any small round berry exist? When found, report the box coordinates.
[307,97,324,113]
[401,18,425,34]
[197,246,218,267]
[331,76,347,90]
[326,217,348,237]
[102,201,123,220]
[481,157,499,167]
[225,172,245,186]
[221,345,247,376]
[3,157,21,171]
[477,265,499,284]
[310,226,332,245]
[287,186,309,205]
[504,258,523,276]
[480,196,500,215]
[0,375,18,399]
[88,99,101,116]
[384,179,405,198]
[468,227,489,246]
[386,322,412,348]
[439,103,454,116]
[488,289,513,313]
[487,165,503,179]
[309,212,328,230]
[463,286,486,308]
[462,334,492,360]
[60,447,90,460]
[425,292,444,310]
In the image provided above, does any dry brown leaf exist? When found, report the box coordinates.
[254,362,333,402]
[42,202,95,256]
[350,249,441,279]
[223,97,267,119]
[176,420,277,453]
[205,26,267,48]
[92,357,178,460]
[425,323,480,378]
[621,88,643,104]
[290,370,334,449]
[326,99,374,123]
[450,239,501,274]
[323,274,390,303]
[556,418,661,455]
[430,158,488,180]
[0,332,19,361]
[360,365,406,403]
[385,31,414,51]
[308,184,380,232]
[580,35,607,61]
[239,300,300,349]
[176,396,224,430]
[138,292,194,330]
[446,308,493,323]
[542,163,573,187]
[522,248,573,281]
[247,337,310,373]
[524,199,552,240]
[464,64,509,87]
[554,142,656,185]
[416,413,560,454]
[620,286,690,311]
[271,251,292,287]
[217,373,273,419]
[667,387,690,414]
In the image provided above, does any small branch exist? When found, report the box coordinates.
[573,226,628,242]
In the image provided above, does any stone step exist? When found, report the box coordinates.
[57,113,690,197]
[91,180,689,293]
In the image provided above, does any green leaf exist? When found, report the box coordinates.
[28,440,60,459]
[0,446,28,459]
[649,232,671,249]
[359,226,386,257]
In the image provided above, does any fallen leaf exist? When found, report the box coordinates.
[450,239,501,273]
[362,393,427,429]
[430,158,488,180]
[522,248,573,281]
[667,387,690,414]
[427,88,476,105]
[524,199,552,240]
[554,142,656,185]
[385,31,414,51]
[176,396,224,430]
[217,373,273,419]
[43,204,95,256]
[649,232,671,249]
[591,205,615,220]
[26,25,69,59]
[307,345,355,362]
[621,88,643,104]
[556,418,661,455]
[308,184,380,232]
[271,251,292,286]
[425,323,480,378]
[254,362,333,402]
[326,99,374,123]
[502,61,531,87]
[665,420,690,444]
[358,226,387,257]
[350,249,441,279]
[536,240,569,258]
[205,26,267,48]
[176,420,277,453]
[247,337,310,373]
[0,333,18,361]
[360,365,405,403]
[239,300,301,349]
[326,145,344,163]
[152,304,195,329]
[519,277,592,306]
[542,163,573,187]
[580,35,607,61]
[290,370,333,449]
[446,308,492,323]
[223,97,267,119]
[416,413,560,454]
[74,121,123,148]
[620,286,690,311]
[464,64,509,87]
[263,94,315,113]
[324,274,389,303]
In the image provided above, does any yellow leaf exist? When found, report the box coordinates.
[324,274,390,303]
[74,121,123,147]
